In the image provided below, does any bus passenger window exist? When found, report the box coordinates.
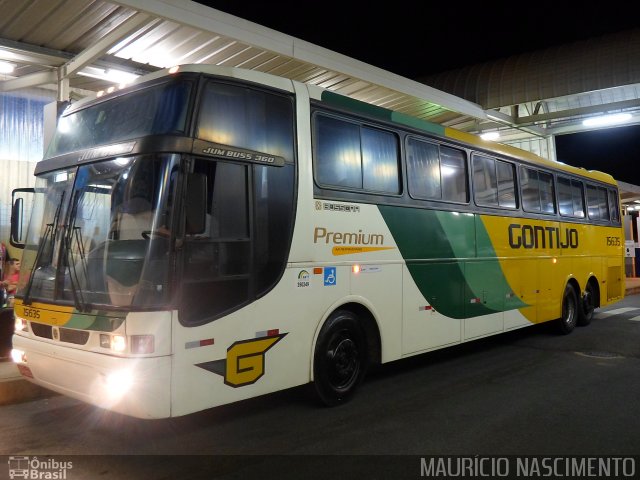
[407,138,441,200]
[558,177,573,216]
[440,146,468,202]
[496,161,516,208]
[608,188,620,222]
[538,171,556,214]
[521,167,556,214]
[314,114,400,194]
[587,184,610,221]
[407,138,467,203]
[558,176,585,218]
[473,155,498,206]
[473,155,515,208]
[315,115,362,189]
[361,127,400,194]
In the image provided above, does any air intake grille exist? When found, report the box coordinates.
[30,323,90,345]
[30,322,52,339]
[59,328,90,345]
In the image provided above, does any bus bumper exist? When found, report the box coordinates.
[11,334,171,419]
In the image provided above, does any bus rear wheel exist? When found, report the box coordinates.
[557,284,578,335]
[578,281,597,326]
[313,310,368,406]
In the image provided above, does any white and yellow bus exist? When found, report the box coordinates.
[10,65,625,418]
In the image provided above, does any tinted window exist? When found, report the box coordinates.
[571,179,586,218]
[407,138,440,199]
[557,176,585,218]
[181,159,295,325]
[586,184,610,221]
[47,80,193,158]
[407,137,468,202]
[182,82,296,325]
[440,146,468,202]
[473,154,516,208]
[362,127,401,193]
[197,81,295,163]
[608,188,620,222]
[521,167,556,214]
[473,155,497,205]
[496,160,517,208]
[315,115,361,188]
[314,114,400,194]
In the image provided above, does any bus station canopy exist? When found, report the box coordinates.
[1,0,639,205]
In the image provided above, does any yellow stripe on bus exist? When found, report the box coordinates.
[332,246,395,256]
[13,299,75,326]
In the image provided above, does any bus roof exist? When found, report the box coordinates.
[59,64,616,187]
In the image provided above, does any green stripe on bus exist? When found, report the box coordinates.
[321,91,446,136]
[390,111,445,136]
[378,206,527,319]
[321,91,393,121]
[64,311,125,331]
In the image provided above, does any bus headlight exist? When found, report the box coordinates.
[11,348,26,363]
[100,334,154,353]
[15,316,27,332]
[111,335,127,352]
[100,334,127,352]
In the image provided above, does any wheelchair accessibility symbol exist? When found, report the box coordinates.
[324,267,337,286]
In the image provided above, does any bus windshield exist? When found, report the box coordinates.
[45,79,193,159]
[19,155,179,310]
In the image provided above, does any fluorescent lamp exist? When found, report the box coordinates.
[0,61,15,73]
[582,113,632,127]
[480,131,500,141]
[78,66,139,85]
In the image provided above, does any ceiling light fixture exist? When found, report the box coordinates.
[582,113,632,127]
[78,67,139,85]
[0,60,15,74]
[480,131,500,141]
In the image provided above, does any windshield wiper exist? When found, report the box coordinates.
[64,191,88,312]
[22,190,65,305]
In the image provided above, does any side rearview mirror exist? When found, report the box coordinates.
[10,188,35,249]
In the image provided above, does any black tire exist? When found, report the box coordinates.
[312,310,368,406]
[578,281,596,326]
[556,283,578,335]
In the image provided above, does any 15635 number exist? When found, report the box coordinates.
[606,236,621,246]
[21,307,41,320]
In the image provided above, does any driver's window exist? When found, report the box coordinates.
[181,159,252,325]
[109,162,155,240]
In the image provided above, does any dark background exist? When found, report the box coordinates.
[195,1,640,184]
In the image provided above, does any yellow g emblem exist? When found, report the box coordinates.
[196,333,287,387]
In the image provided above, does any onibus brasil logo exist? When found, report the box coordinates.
[8,456,73,479]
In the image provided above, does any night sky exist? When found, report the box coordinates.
[196,1,640,184]
[555,126,640,185]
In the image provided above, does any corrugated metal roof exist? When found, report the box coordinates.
[420,28,640,142]
[422,29,640,109]
[1,0,640,156]
[0,0,482,126]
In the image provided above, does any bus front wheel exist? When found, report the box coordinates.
[557,284,578,335]
[312,310,368,407]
